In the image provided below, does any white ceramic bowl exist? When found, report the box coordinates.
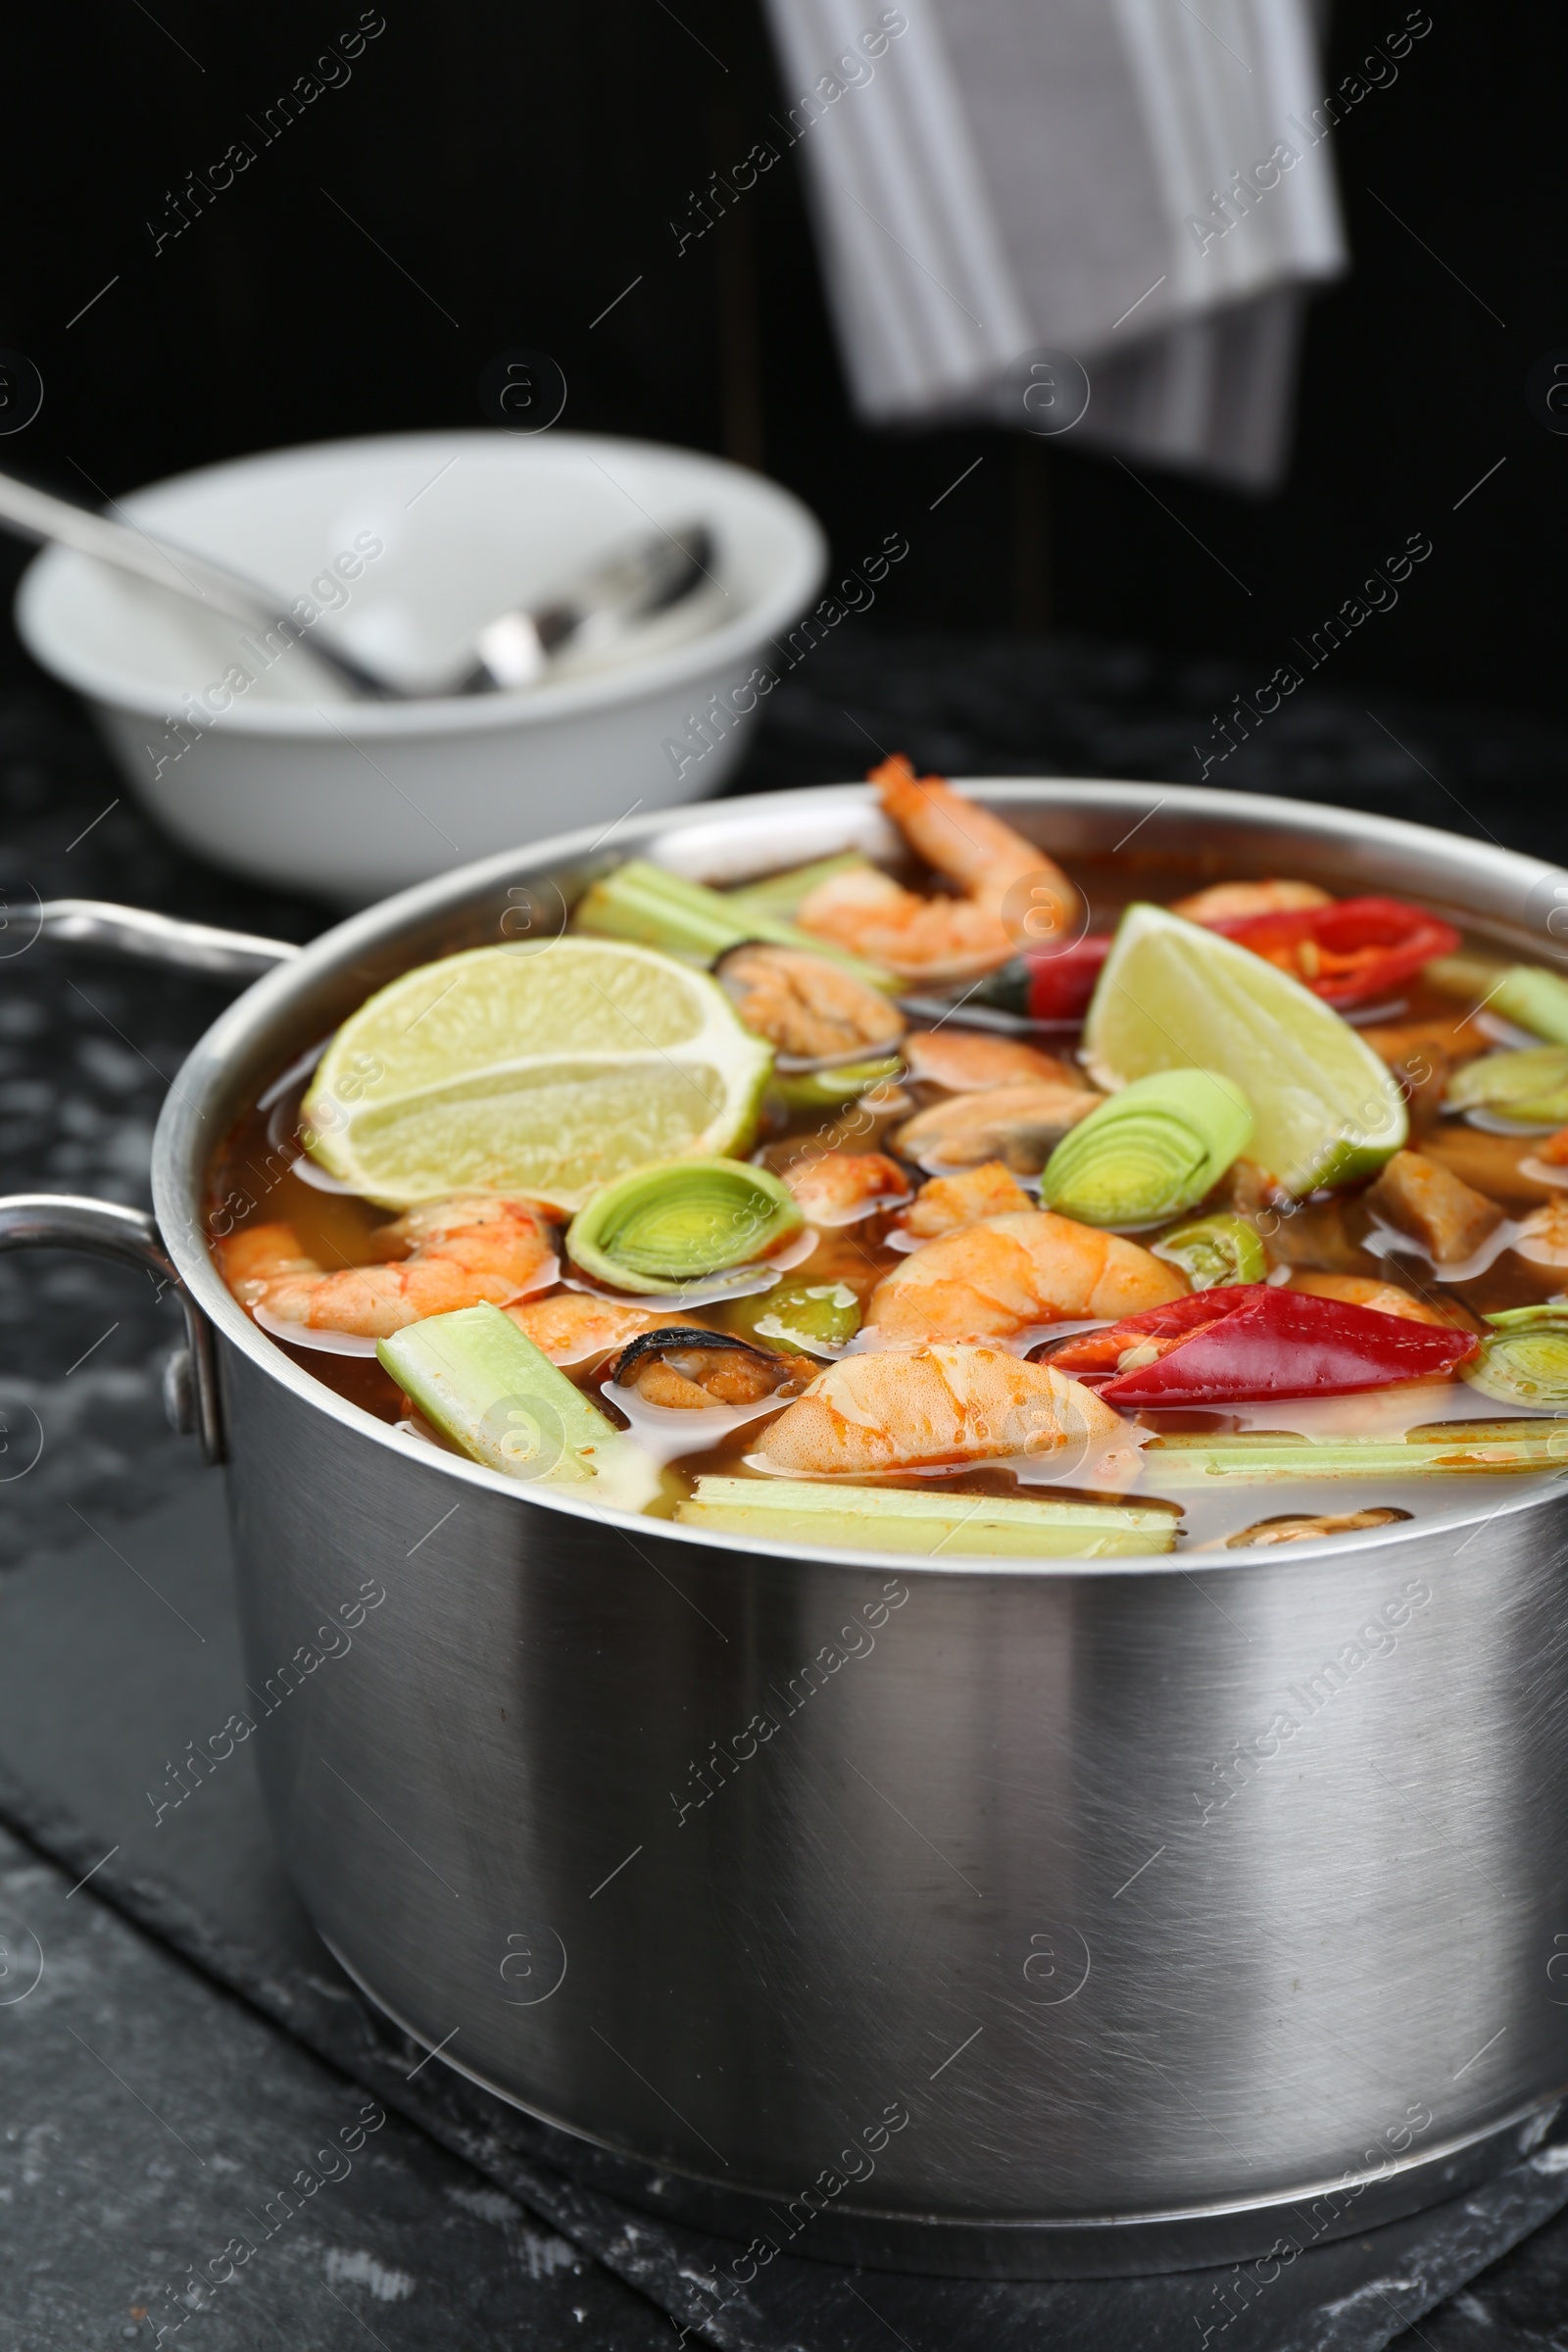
[17,430,825,903]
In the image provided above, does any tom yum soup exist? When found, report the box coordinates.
[209,759,1568,1560]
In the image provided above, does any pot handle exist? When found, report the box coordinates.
[0,1195,223,1466]
[19,899,301,980]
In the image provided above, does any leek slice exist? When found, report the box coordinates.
[567,1157,803,1294]
[1041,1069,1253,1226]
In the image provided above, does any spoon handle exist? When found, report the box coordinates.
[0,466,395,700]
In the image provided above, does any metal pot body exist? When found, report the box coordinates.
[67,783,1568,2271]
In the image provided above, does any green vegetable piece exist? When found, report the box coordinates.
[1040,1069,1254,1228]
[567,1156,803,1295]
[1427,956,1568,1046]
[675,1476,1178,1556]
[768,1055,904,1111]
[1446,1044,1568,1125]
[378,1303,661,1509]
[1142,1421,1568,1486]
[1493,967,1568,1046]
[1425,952,1508,1001]
[734,1280,861,1356]
[1152,1212,1268,1289]
[724,853,872,923]
[573,859,896,991]
[1463,1305,1568,1407]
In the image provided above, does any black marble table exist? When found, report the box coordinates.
[1,642,1566,2350]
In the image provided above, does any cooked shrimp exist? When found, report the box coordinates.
[1171,879,1333,924]
[1536,1128,1568,1168]
[506,1291,668,1366]
[894,1082,1100,1173]
[753,1342,1123,1476]
[901,1030,1084,1093]
[221,1196,557,1339]
[716,944,904,1060]
[1288,1273,1473,1330]
[796,756,1077,982]
[1515,1197,1568,1266]
[783,1152,911,1226]
[864,1210,1186,1344]
[897,1161,1033,1241]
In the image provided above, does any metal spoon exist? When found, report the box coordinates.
[0,466,714,702]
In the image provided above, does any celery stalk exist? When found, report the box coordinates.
[1142,1422,1568,1487]
[379,1303,662,1508]
[675,1476,1178,1555]
[573,860,897,991]
[725,853,872,923]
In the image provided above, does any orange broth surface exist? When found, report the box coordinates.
[206,852,1568,1548]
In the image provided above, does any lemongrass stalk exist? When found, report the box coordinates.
[379,1303,663,1508]
[675,1477,1177,1555]
[1143,1422,1568,1486]
[725,853,872,922]
[573,860,896,990]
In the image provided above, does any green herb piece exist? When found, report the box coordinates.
[1152,1212,1269,1289]
[566,1156,803,1295]
[1040,1069,1253,1227]
[675,1476,1178,1555]
[1142,1421,1568,1485]
[1463,1305,1568,1407]
[574,859,895,990]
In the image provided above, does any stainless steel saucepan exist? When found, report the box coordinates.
[6,781,1568,2281]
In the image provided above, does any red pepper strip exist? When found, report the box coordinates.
[1205,897,1460,1007]
[1049,1284,1476,1406]
[1023,933,1112,1020]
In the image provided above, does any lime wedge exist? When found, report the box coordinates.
[1082,903,1406,1193]
[302,940,772,1210]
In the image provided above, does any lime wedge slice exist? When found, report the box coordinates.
[1082,903,1407,1193]
[302,940,772,1210]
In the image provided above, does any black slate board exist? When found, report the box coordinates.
[0,1812,672,2350]
[4,1474,1568,2352]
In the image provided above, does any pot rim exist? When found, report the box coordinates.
[152,775,1568,1578]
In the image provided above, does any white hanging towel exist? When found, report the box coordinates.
[759,0,1347,486]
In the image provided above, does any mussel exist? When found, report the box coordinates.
[567,1158,803,1295]
[1040,1070,1254,1227]
[611,1326,804,1409]
[715,941,906,1063]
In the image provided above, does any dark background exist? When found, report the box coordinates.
[0,2,1558,711]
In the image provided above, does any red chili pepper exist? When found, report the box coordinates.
[1205,897,1460,1007]
[1022,933,1112,1020]
[1047,1284,1476,1405]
